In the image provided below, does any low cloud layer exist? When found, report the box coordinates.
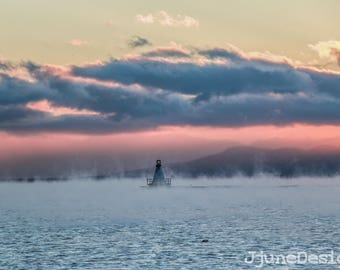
[1,45,340,134]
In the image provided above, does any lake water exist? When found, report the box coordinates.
[1,177,340,269]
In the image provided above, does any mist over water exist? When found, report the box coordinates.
[1,177,340,269]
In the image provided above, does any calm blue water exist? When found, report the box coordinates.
[1,178,340,269]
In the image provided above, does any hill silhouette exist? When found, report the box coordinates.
[125,146,340,178]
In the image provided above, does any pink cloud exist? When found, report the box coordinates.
[26,100,99,116]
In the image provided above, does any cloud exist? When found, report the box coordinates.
[309,40,340,65]
[68,39,89,47]
[0,105,45,123]
[143,47,190,58]
[136,11,199,28]
[0,59,14,71]
[198,47,245,62]
[136,14,154,24]
[330,48,340,66]
[26,100,100,116]
[128,36,152,48]
[1,45,340,134]
[72,48,315,98]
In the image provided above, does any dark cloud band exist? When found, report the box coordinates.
[1,47,340,133]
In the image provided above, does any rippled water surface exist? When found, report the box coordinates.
[1,178,340,269]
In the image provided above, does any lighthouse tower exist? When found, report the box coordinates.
[147,160,171,186]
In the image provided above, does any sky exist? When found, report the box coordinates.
[1,0,340,177]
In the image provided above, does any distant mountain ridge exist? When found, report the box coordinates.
[125,146,340,178]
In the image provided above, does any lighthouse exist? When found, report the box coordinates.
[147,160,171,186]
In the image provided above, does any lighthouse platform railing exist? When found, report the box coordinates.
[147,178,171,186]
